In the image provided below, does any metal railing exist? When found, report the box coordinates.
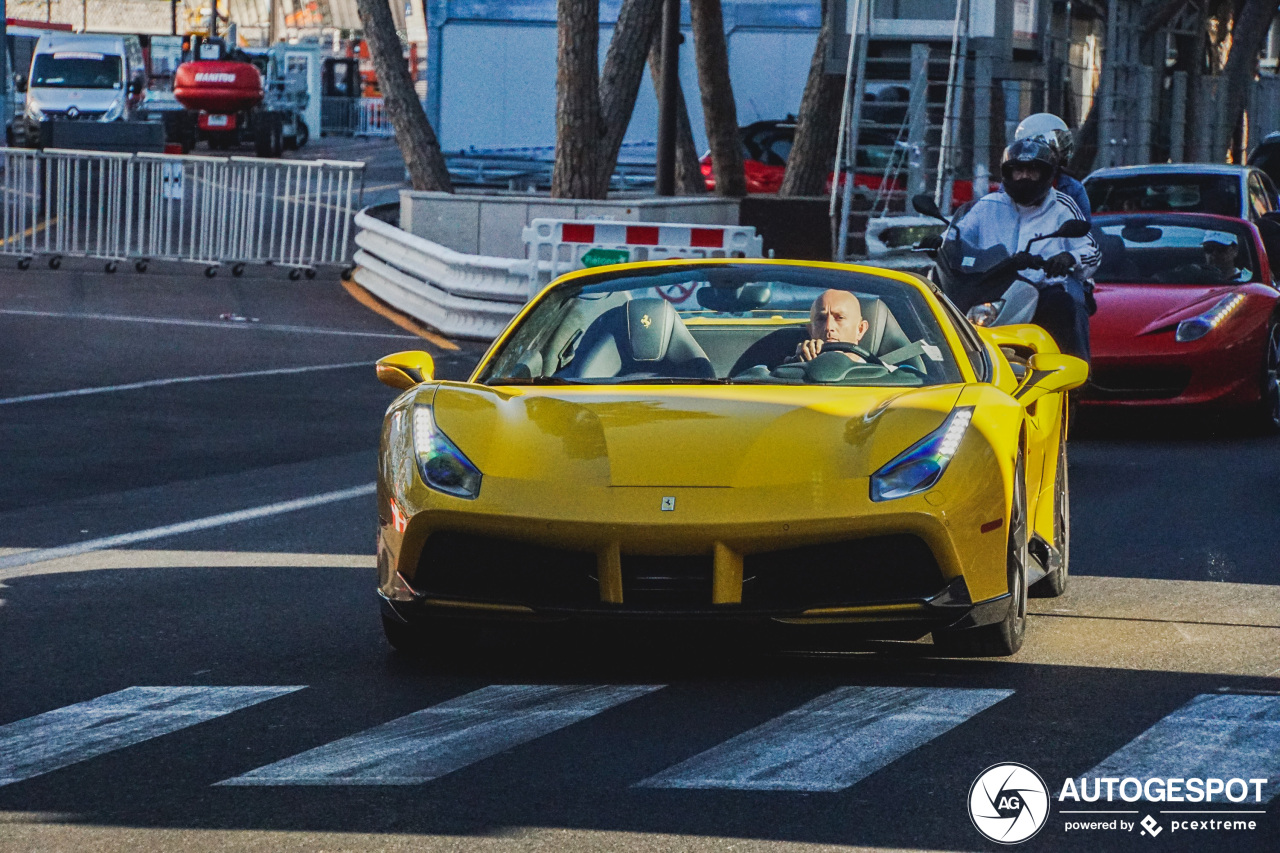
[0,147,365,276]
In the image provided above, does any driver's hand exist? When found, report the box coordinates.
[1044,251,1077,278]
[796,339,825,361]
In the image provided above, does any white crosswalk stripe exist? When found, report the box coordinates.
[218,684,663,786]
[1083,693,1280,803]
[0,686,305,787]
[637,685,1014,792]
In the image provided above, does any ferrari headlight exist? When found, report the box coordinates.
[966,301,1004,327]
[1175,293,1245,342]
[413,405,482,499]
[870,407,974,501]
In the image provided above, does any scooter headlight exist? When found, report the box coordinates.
[967,301,1005,327]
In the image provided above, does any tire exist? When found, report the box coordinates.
[295,117,309,148]
[254,118,274,157]
[134,259,148,273]
[1031,428,1069,598]
[288,268,302,281]
[48,255,61,270]
[204,266,218,278]
[933,453,1029,657]
[232,262,246,277]
[1260,321,1280,433]
[105,261,118,273]
[269,116,285,158]
[17,257,30,270]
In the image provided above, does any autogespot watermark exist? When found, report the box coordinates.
[969,765,1271,843]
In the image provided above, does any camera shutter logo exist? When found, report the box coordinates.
[968,763,1050,844]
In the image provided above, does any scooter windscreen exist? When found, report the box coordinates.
[935,234,1021,313]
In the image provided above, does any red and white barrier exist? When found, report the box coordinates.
[523,218,763,288]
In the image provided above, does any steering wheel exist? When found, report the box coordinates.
[817,341,884,365]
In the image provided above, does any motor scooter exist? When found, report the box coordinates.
[910,193,1091,328]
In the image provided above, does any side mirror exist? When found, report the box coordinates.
[15,74,26,93]
[128,78,144,95]
[376,350,435,390]
[912,193,947,223]
[1055,219,1092,239]
[1014,352,1088,408]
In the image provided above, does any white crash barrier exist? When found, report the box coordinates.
[0,147,364,275]
[352,208,535,340]
[523,218,763,288]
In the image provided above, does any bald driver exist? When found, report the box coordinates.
[794,289,870,362]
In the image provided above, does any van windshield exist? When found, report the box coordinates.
[31,53,122,89]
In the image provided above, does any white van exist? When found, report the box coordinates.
[20,33,146,143]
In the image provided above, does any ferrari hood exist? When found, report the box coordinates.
[428,383,965,488]
[1093,282,1239,339]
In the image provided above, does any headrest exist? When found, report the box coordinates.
[625,298,677,362]
[860,297,889,353]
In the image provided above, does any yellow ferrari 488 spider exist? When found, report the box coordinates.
[374,259,1087,656]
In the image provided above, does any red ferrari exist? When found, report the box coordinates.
[700,120,991,205]
[1084,212,1280,429]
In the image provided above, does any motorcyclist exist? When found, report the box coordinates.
[1014,113,1091,223]
[947,138,1101,362]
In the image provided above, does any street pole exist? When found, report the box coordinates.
[0,0,9,141]
[655,0,680,196]
[172,0,178,36]
[268,0,278,43]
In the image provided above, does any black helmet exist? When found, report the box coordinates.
[1001,138,1057,206]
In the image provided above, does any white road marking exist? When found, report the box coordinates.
[0,361,372,406]
[219,684,663,786]
[0,686,304,787]
[0,308,417,340]
[0,484,376,575]
[1084,694,1280,803]
[638,686,1013,792]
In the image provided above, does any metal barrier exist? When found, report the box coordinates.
[0,147,365,276]
[356,98,398,138]
[522,218,764,288]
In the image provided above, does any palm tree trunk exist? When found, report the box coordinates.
[689,0,746,196]
[780,0,842,196]
[553,0,606,199]
[597,0,665,189]
[354,0,452,191]
[647,36,706,194]
[1221,0,1278,162]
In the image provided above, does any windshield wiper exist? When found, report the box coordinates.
[486,376,585,386]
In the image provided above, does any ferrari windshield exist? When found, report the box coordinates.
[479,265,964,387]
[1093,217,1261,284]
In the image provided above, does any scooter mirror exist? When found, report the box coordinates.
[1054,219,1092,239]
[911,193,947,223]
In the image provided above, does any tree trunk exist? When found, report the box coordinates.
[1221,0,1278,161]
[354,0,452,192]
[597,0,665,189]
[553,0,606,199]
[689,0,746,196]
[647,37,707,194]
[779,0,842,196]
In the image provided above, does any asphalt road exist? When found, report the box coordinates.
[1,263,1278,853]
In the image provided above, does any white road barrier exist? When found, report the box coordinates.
[0,147,365,276]
[523,218,764,288]
[351,208,535,341]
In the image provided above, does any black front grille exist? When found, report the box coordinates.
[742,534,945,611]
[1086,366,1192,400]
[622,554,712,608]
[414,531,598,607]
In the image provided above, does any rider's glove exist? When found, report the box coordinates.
[1009,251,1040,270]
[1043,251,1077,278]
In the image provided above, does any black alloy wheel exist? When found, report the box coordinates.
[933,452,1028,657]
[1261,321,1280,432]
[1031,423,1070,597]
